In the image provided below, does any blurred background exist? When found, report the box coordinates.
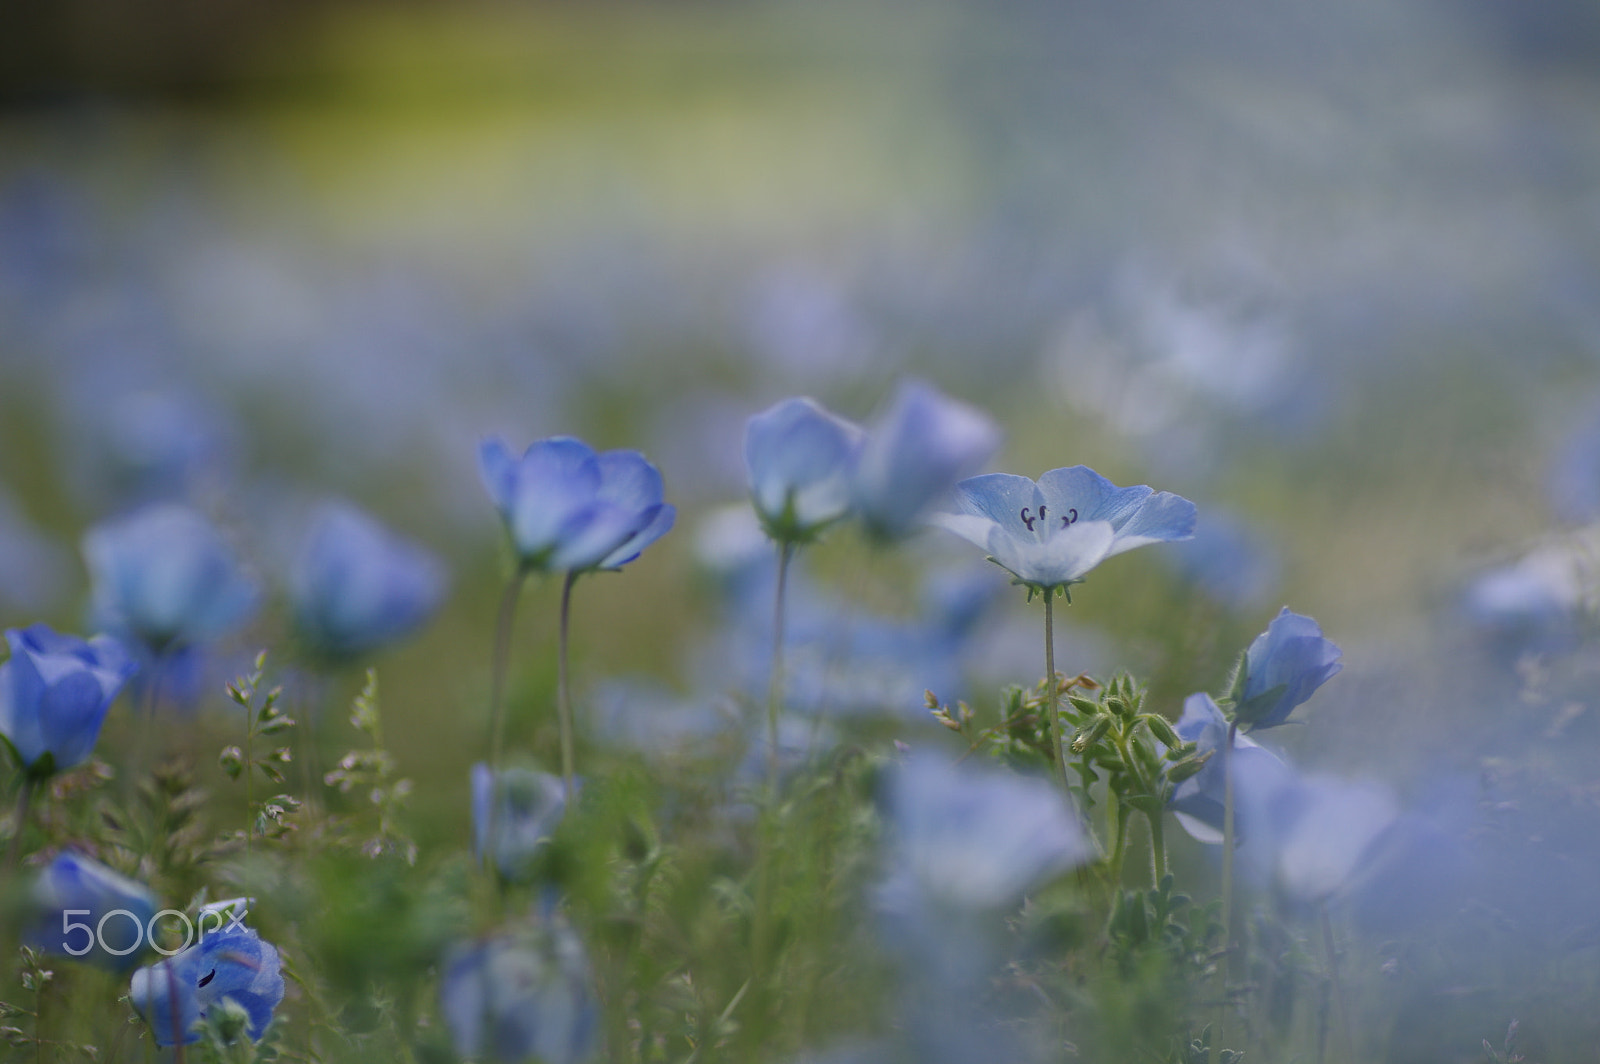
[4,0,1600,849]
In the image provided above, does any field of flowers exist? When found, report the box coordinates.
[5,2,1600,1062]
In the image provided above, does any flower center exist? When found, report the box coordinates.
[1019,506,1078,533]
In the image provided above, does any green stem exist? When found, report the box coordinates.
[6,777,36,871]
[557,570,578,803]
[245,690,254,856]
[487,569,528,773]
[752,539,794,997]
[767,541,794,790]
[1147,810,1168,886]
[1109,803,1129,887]
[1044,590,1066,787]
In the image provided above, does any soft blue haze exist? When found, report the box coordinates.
[479,437,675,573]
[878,751,1093,912]
[934,466,1195,592]
[744,397,864,543]
[1232,607,1343,729]
[441,926,599,1064]
[471,763,570,882]
[0,623,136,774]
[26,851,157,969]
[290,500,448,662]
[852,380,1001,543]
[1274,773,1398,903]
[129,925,285,1047]
[82,503,258,652]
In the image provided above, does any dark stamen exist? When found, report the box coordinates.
[1020,507,1036,532]
[1061,508,1078,528]
[197,969,216,988]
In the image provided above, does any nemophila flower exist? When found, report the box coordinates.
[290,500,448,662]
[1166,693,1296,848]
[852,380,1001,543]
[479,437,675,573]
[472,763,570,882]
[744,397,864,543]
[878,752,1092,912]
[934,466,1196,593]
[82,503,258,653]
[441,926,599,1064]
[1230,607,1342,730]
[130,925,285,1047]
[26,851,157,969]
[0,624,136,775]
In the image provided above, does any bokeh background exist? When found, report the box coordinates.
[5,0,1600,876]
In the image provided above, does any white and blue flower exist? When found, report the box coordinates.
[934,466,1196,593]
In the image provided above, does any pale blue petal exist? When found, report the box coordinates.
[549,503,655,572]
[854,380,1001,541]
[950,473,1043,534]
[595,450,664,513]
[477,438,518,513]
[1101,490,1198,557]
[985,519,1113,588]
[1037,466,1152,527]
[744,397,864,535]
[598,503,676,570]
[506,438,601,560]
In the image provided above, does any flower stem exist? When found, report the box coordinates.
[1044,590,1067,788]
[767,541,794,791]
[753,539,794,994]
[1146,810,1167,886]
[1221,720,1239,1045]
[245,690,254,856]
[5,777,36,872]
[557,569,578,803]
[1109,802,1129,887]
[487,569,528,773]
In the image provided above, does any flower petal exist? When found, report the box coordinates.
[985,519,1114,588]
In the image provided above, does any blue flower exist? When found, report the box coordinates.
[852,380,1001,543]
[441,925,599,1064]
[290,501,448,662]
[744,397,864,543]
[0,624,136,775]
[129,924,285,1047]
[25,851,157,969]
[934,466,1196,592]
[479,437,675,573]
[471,763,570,882]
[878,752,1093,912]
[1166,693,1296,848]
[82,503,258,653]
[1231,607,1342,729]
